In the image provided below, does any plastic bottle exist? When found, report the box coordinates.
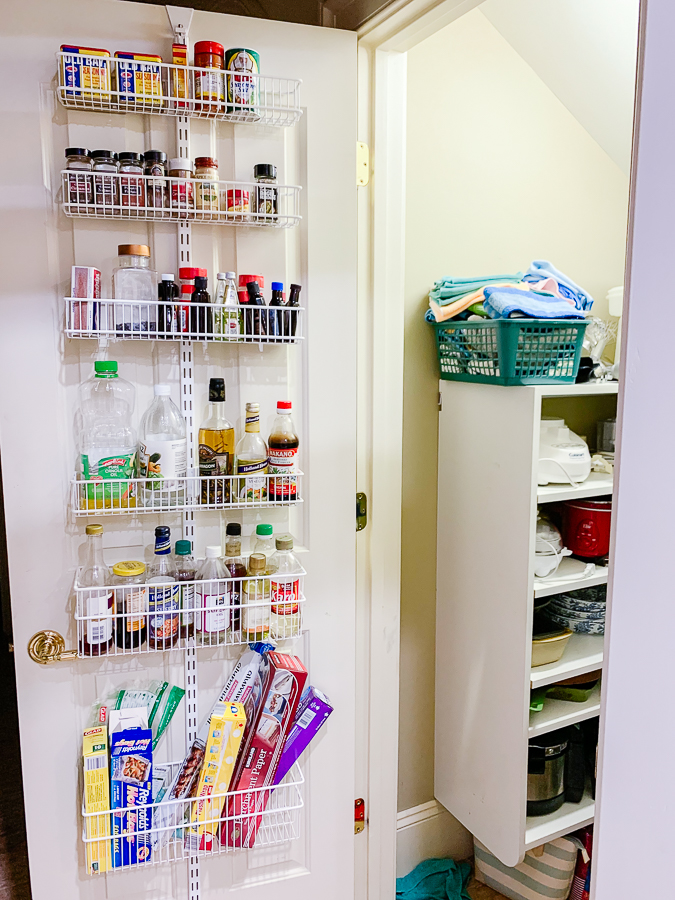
[242,553,270,641]
[269,281,286,341]
[235,402,268,502]
[246,280,267,338]
[196,546,230,645]
[253,524,277,571]
[78,361,137,510]
[268,401,299,501]
[269,535,302,639]
[174,540,197,639]
[112,560,147,649]
[223,523,247,635]
[214,271,240,339]
[199,378,235,505]
[147,525,179,649]
[79,523,114,656]
[139,384,187,508]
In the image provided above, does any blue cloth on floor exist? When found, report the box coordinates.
[429,273,522,305]
[483,286,585,320]
[522,260,594,311]
[396,858,472,900]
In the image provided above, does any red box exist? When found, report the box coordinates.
[221,652,307,848]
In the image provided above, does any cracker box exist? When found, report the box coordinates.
[185,701,246,851]
[71,266,101,332]
[110,715,153,867]
[222,652,307,848]
[273,686,333,786]
[61,45,110,101]
[114,52,163,106]
[83,725,112,874]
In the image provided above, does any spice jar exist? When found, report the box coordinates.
[91,150,118,213]
[168,158,194,215]
[252,164,278,219]
[222,188,250,220]
[144,150,168,209]
[65,148,93,207]
[194,156,219,211]
[194,41,225,110]
[118,152,145,213]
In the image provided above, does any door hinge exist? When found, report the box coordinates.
[354,798,365,833]
[357,143,369,186]
[356,492,367,531]
[438,391,442,411]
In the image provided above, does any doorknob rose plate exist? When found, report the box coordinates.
[27,630,78,665]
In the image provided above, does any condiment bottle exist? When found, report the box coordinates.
[246,280,267,338]
[269,535,302,639]
[269,281,286,341]
[118,151,145,212]
[191,275,213,337]
[252,164,278,218]
[144,150,168,208]
[174,540,196,639]
[180,283,193,334]
[235,401,268,502]
[214,271,241,339]
[242,553,270,641]
[138,384,187,508]
[158,274,179,337]
[112,244,158,333]
[194,41,225,110]
[79,523,114,656]
[147,525,179,649]
[194,156,219,211]
[65,147,92,207]
[112,560,147,649]
[224,523,246,634]
[168,157,194,214]
[268,400,299,500]
[253,524,277,571]
[288,283,301,337]
[196,546,229,645]
[91,149,118,212]
[198,378,235,505]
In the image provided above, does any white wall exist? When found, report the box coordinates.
[398,3,631,864]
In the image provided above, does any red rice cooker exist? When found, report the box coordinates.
[561,498,612,559]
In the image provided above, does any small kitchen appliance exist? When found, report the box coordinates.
[538,418,591,486]
[561,498,612,559]
[534,516,572,578]
[527,728,569,816]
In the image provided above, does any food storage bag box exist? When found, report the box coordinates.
[110,724,153,867]
[82,725,111,874]
[474,837,578,900]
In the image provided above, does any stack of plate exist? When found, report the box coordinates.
[545,586,606,635]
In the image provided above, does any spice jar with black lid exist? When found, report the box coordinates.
[252,163,278,219]
[65,148,93,207]
[91,150,119,213]
[118,152,145,213]
[144,150,168,209]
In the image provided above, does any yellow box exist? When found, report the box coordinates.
[186,701,246,851]
[114,52,164,107]
[83,726,112,875]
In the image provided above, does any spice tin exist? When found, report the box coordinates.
[61,45,111,101]
[225,48,260,116]
[114,52,163,107]
[223,188,250,217]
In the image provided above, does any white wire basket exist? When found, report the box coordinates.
[82,760,304,872]
[57,51,302,127]
[71,471,303,516]
[75,565,306,658]
[61,171,301,228]
[64,297,304,343]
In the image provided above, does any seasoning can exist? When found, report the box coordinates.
[171,43,189,110]
[144,150,168,209]
[168,158,194,215]
[194,157,219,211]
[222,188,250,219]
[91,150,119,213]
[225,48,260,116]
[118,152,145,213]
[252,164,278,219]
[60,45,111,102]
[65,148,93,207]
[114,52,163,108]
[194,41,225,110]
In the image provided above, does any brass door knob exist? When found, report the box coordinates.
[27,630,78,665]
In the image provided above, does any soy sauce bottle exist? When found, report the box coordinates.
[268,401,299,501]
[246,281,267,338]
[269,281,286,342]
[158,274,179,338]
[288,283,301,338]
[191,275,213,338]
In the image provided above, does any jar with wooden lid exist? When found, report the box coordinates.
[91,149,118,213]
[195,156,219,212]
[118,152,145,213]
[65,148,93,207]
[168,158,194,216]
[194,41,225,111]
[112,244,158,332]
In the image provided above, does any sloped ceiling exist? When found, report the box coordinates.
[480,0,639,175]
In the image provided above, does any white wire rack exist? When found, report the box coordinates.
[83,760,304,872]
[57,52,302,127]
[71,471,303,516]
[75,565,306,658]
[64,297,305,343]
[61,172,301,228]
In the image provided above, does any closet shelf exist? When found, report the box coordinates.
[536,382,619,398]
[524,785,594,851]
[530,634,604,689]
[534,564,608,599]
[537,472,613,504]
[528,684,601,738]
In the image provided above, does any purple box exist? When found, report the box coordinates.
[274,686,333,784]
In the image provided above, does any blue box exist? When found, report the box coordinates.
[110,726,153,867]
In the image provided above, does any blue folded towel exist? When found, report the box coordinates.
[396,858,472,900]
[523,260,593,311]
[483,286,585,320]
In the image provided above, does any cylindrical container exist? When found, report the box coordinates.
[144,150,168,209]
[112,560,147,649]
[527,729,568,816]
[561,498,612,560]
[222,188,250,219]
[112,244,157,333]
[118,151,145,212]
[194,41,225,109]
[237,274,263,306]
[194,156,219,211]
[596,418,616,454]
[225,48,260,115]
[252,163,278,218]
[168,157,193,214]
[91,149,118,212]
[65,148,93,206]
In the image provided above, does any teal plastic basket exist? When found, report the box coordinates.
[433,318,588,386]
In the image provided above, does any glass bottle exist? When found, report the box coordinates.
[214,271,240,339]
[158,274,179,338]
[269,535,302,639]
[242,553,270,641]
[235,402,268,502]
[253,524,277,571]
[196,546,229,645]
[147,525,179,649]
[65,147,92,207]
[191,275,213,338]
[168,158,194,214]
[175,540,197,640]
[198,378,235,505]
[224,523,246,635]
[79,523,114,656]
[112,244,158,333]
[112,560,147,649]
[288,283,301,338]
[180,283,193,334]
[91,149,118,213]
[144,150,168,209]
[246,280,267,338]
[138,384,187,508]
[268,401,299,501]
[118,151,145,213]
[194,156,219,211]
[252,163,278,219]
[269,281,286,341]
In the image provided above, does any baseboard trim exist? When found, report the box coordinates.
[396,800,473,878]
[397,799,447,830]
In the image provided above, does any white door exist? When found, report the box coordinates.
[0,4,357,899]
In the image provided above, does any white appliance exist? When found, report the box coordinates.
[538,418,591,486]
[534,516,571,578]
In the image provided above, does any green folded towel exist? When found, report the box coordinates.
[396,858,472,900]
[430,273,523,305]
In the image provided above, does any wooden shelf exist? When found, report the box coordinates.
[531,634,604,689]
[536,383,619,398]
[534,562,608,599]
[529,684,601,737]
[537,472,613,504]
[525,786,595,850]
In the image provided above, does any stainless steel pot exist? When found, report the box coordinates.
[527,729,568,817]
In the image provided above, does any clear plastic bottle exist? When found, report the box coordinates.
[78,361,137,511]
[253,523,277,571]
[139,384,187,508]
[223,523,246,635]
[112,244,158,333]
[235,402,268,502]
[269,535,302,639]
[214,271,240,339]
[174,540,197,640]
[196,546,230,645]
[147,525,179,649]
[268,401,299,501]
[79,523,114,656]
[242,553,270,641]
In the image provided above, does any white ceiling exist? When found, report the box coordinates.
[479,0,639,175]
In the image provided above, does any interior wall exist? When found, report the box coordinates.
[398,7,630,815]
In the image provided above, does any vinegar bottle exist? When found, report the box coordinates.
[196,546,230,645]
[234,402,268,502]
[268,401,299,501]
[223,523,247,636]
[79,524,114,657]
[175,540,197,640]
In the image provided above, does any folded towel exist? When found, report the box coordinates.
[483,286,586,319]
[523,261,594,311]
[430,273,522,305]
[396,858,472,900]
[428,283,520,323]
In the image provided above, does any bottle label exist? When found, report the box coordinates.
[255,185,277,215]
[236,459,268,501]
[148,583,180,640]
[80,451,137,508]
[139,439,187,492]
[271,578,299,615]
[199,444,231,504]
[123,586,146,632]
[215,307,240,337]
[195,70,224,102]
[68,171,92,205]
[198,588,230,633]
[120,176,145,207]
[86,589,114,645]
[268,447,298,498]
[243,582,270,634]
[196,179,219,209]
[245,412,260,430]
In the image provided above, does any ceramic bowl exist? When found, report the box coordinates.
[546,612,605,635]
[547,602,605,621]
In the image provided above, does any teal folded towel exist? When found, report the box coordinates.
[396,858,472,900]
[430,273,522,305]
